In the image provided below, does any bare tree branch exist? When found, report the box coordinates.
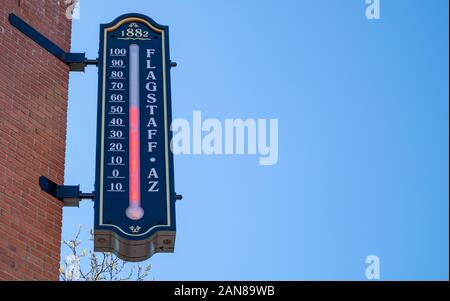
[60,226,152,281]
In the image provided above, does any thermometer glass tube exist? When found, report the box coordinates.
[126,44,144,220]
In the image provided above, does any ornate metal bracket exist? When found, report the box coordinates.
[39,176,182,207]
[8,13,98,72]
[39,176,94,207]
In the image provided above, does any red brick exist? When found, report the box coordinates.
[0,0,71,280]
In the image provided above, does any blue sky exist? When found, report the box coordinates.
[62,0,449,280]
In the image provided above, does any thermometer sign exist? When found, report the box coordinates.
[94,14,176,262]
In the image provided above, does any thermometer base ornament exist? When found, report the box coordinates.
[93,14,178,262]
[94,230,176,262]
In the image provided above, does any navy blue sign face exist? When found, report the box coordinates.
[94,14,176,262]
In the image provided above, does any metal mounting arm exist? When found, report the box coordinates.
[9,13,98,72]
[39,176,183,207]
[39,176,94,207]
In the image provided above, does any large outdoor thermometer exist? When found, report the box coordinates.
[94,14,177,262]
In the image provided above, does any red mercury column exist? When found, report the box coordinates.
[126,44,144,220]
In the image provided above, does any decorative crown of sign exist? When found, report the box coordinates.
[129,22,139,28]
[129,226,141,233]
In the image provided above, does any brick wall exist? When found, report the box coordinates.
[0,0,72,280]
